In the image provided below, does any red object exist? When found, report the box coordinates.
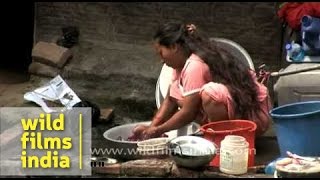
[277,2,320,30]
[200,120,257,167]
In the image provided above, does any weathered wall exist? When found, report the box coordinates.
[35,2,283,72]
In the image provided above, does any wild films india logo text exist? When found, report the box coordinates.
[20,113,72,169]
[0,107,92,176]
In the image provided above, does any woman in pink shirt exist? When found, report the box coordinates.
[134,21,272,139]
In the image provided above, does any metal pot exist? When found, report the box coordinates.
[102,121,200,160]
[275,167,320,178]
[274,156,320,178]
[168,136,216,169]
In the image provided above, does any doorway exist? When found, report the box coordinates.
[0,2,34,83]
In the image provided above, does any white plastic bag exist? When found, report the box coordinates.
[24,75,81,113]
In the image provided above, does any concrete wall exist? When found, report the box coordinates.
[35,2,283,73]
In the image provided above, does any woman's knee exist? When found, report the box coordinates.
[201,91,213,107]
[201,92,229,121]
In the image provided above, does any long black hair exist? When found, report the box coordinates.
[153,21,261,120]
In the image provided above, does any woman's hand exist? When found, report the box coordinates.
[132,125,149,138]
[141,126,162,139]
[132,125,162,140]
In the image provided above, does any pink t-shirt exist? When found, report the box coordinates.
[169,53,271,135]
[169,54,212,100]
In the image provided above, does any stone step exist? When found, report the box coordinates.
[92,158,274,178]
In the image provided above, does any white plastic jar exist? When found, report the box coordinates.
[219,135,249,175]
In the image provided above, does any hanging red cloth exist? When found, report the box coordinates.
[277,2,320,30]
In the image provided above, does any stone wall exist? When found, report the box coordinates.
[35,2,283,73]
